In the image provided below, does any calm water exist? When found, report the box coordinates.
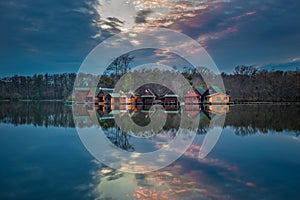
[0,102,300,200]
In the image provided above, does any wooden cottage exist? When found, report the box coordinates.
[185,87,202,104]
[161,90,179,105]
[164,104,180,114]
[136,104,143,110]
[119,103,127,114]
[127,91,139,104]
[119,91,127,104]
[74,87,99,103]
[109,93,121,104]
[142,104,154,111]
[74,87,90,103]
[119,91,139,104]
[139,89,156,105]
[87,88,99,103]
[204,86,230,104]
[104,94,111,104]
[97,88,113,104]
[136,97,143,105]
[195,86,206,100]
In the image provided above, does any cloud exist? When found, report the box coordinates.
[197,26,238,48]
[0,0,100,76]
[135,10,153,24]
[91,0,261,50]
[73,7,95,15]
[193,8,258,48]
[92,0,229,33]
[260,60,300,71]
[70,0,300,72]
[1,0,300,75]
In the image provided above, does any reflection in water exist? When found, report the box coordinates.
[106,125,134,152]
[1,102,299,135]
[90,152,259,200]
[225,105,300,136]
[0,101,74,127]
[1,102,300,199]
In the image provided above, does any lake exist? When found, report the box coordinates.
[0,102,299,200]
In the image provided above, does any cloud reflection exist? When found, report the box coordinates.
[90,141,258,200]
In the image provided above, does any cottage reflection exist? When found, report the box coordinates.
[1,102,298,138]
[207,105,230,115]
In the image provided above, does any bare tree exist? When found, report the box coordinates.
[234,65,258,76]
[106,54,135,82]
[121,53,134,74]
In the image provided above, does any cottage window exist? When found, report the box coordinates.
[216,97,221,101]
[224,97,227,100]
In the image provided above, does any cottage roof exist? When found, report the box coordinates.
[87,90,94,97]
[129,90,139,96]
[164,110,180,114]
[194,86,206,95]
[98,84,114,90]
[109,93,121,98]
[74,87,90,91]
[210,86,225,94]
[164,90,178,97]
[98,90,110,96]
[141,89,156,98]
[109,110,121,115]
[141,109,155,113]
[120,93,127,97]
[206,93,228,97]
[87,87,100,97]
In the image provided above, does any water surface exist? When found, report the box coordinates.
[0,102,299,200]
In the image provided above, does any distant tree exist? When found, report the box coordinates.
[121,53,134,74]
[106,53,134,83]
[234,65,258,76]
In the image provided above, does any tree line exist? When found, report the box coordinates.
[0,65,299,101]
[222,66,300,102]
[0,73,76,100]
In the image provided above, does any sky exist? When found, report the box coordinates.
[1,0,300,76]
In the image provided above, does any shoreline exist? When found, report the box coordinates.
[0,99,299,105]
[231,101,300,105]
[0,99,65,102]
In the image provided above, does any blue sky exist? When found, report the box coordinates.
[1,0,300,76]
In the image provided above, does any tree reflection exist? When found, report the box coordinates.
[0,101,74,127]
[105,125,134,152]
[0,102,299,138]
[225,105,300,135]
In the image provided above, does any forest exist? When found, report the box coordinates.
[0,73,76,100]
[0,64,299,102]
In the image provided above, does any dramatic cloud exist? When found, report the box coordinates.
[1,0,300,75]
[0,0,99,75]
[92,0,229,33]
[91,0,300,72]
